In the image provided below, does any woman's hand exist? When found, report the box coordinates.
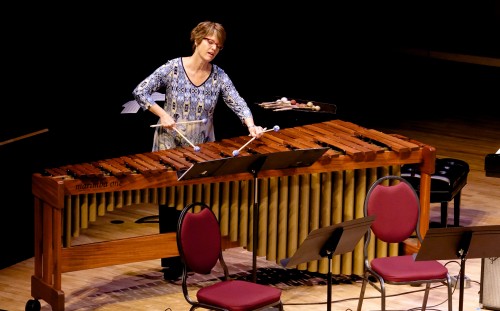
[248,125,264,138]
[159,114,176,128]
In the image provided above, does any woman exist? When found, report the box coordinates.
[133,20,264,151]
[133,21,265,280]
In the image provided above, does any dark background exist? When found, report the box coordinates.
[1,2,499,268]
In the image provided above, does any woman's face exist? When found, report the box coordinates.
[197,35,223,61]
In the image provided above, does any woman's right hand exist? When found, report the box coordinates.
[159,114,176,128]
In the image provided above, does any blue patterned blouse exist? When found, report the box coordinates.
[133,57,253,151]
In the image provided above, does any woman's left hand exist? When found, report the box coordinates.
[248,125,264,138]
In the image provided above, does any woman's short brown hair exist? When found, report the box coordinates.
[190,21,226,51]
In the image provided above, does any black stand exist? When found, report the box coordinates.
[245,156,267,283]
[282,216,375,311]
[415,225,500,311]
[178,147,329,282]
[176,154,263,181]
[251,148,328,281]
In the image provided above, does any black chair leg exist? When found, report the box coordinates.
[440,201,448,227]
[454,191,461,227]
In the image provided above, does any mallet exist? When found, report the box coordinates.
[232,125,280,156]
[172,127,200,152]
[150,118,208,127]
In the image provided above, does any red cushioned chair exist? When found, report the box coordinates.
[176,202,283,311]
[357,176,453,311]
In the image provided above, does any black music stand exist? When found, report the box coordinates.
[282,215,375,311]
[177,147,329,282]
[177,153,268,181]
[179,147,328,179]
[249,147,328,281]
[259,148,329,171]
[176,157,229,180]
[414,225,500,311]
[211,154,267,177]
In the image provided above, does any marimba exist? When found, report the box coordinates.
[27,119,436,311]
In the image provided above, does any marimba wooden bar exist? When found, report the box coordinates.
[27,119,436,311]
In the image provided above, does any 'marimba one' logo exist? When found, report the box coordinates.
[75,180,121,191]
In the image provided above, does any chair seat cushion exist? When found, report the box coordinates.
[371,255,448,282]
[197,279,282,311]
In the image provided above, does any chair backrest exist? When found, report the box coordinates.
[177,202,284,311]
[365,175,422,243]
[177,202,222,274]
